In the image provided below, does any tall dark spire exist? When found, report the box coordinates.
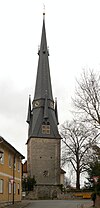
[27,14,60,139]
[34,14,53,101]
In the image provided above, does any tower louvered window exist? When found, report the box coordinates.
[42,123,50,134]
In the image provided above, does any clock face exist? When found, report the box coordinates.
[34,101,39,107]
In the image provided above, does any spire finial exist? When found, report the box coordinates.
[43,4,45,20]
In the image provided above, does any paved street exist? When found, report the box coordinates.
[24,200,92,208]
[4,199,92,208]
[23,200,92,208]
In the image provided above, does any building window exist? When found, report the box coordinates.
[14,183,16,194]
[0,179,4,193]
[18,183,20,195]
[42,125,50,134]
[14,157,16,170]
[8,182,11,194]
[18,160,20,172]
[0,150,4,164]
[8,154,12,167]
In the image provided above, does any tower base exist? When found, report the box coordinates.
[25,185,61,200]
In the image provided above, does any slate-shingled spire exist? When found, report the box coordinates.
[27,13,60,139]
[34,13,53,100]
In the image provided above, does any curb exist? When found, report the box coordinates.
[0,202,31,208]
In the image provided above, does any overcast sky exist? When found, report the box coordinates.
[0,0,100,162]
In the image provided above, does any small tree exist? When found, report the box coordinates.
[85,159,100,192]
[61,119,98,190]
[22,176,36,192]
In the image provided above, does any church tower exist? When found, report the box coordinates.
[26,13,61,199]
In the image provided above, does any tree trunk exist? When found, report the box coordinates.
[76,170,80,190]
[76,155,80,190]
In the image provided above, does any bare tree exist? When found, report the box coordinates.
[61,119,98,190]
[73,70,100,129]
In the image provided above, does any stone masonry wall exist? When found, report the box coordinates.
[27,137,60,185]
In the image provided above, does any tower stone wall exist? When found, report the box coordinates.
[27,137,60,185]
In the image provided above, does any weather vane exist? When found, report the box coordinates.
[43,4,45,17]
